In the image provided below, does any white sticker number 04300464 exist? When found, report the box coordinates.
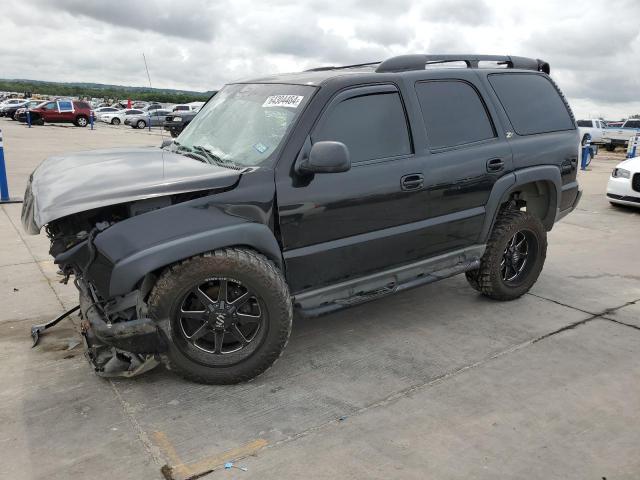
[262,95,304,108]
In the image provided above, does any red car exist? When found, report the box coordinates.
[17,100,92,127]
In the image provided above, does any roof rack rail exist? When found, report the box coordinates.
[305,61,381,72]
[375,55,550,74]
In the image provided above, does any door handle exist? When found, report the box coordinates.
[401,174,424,191]
[486,158,505,172]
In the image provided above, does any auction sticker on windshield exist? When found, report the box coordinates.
[262,95,304,108]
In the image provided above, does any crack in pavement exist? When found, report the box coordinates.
[208,294,640,476]
[1,205,166,473]
[6,204,638,476]
[602,317,640,331]
[109,380,166,469]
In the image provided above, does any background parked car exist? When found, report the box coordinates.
[124,109,171,129]
[172,103,202,112]
[0,98,27,115]
[17,100,92,127]
[143,103,164,111]
[603,119,640,151]
[92,106,120,117]
[163,109,199,137]
[4,100,41,120]
[577,119,609,145]
[0,99,28,117]
[607,155,640,207]
[98,108,144,125]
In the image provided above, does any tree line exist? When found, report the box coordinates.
[0,79,214,104]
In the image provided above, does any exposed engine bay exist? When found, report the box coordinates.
[43,197,176,377]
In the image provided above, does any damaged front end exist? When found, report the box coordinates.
[46,207,170,377]
[21,147,247,377]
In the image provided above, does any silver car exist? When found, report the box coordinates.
[124,109,171,129]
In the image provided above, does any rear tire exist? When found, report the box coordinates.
[137,120,146,129]
[111,117,121,125]
[605,144,616,152]
[148,248,292,384]
[466,210,547,301]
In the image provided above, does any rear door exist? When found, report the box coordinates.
[409,77,513,250]
[276,84,431,292]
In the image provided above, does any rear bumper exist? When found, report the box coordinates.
[556,185,582,222]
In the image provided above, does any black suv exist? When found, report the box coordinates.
[164,109,199,137]
[22,54,581,384]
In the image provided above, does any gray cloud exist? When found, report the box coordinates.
[422,0,492,25]
[1,0,638,118]
[32,0,220,41]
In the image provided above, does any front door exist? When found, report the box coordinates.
[276,85,432,293]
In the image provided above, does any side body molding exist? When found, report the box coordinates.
[479,165,561,242]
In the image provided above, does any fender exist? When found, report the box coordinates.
[91,199,282,298]
[480,165,561,242]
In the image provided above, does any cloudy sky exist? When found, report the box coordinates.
[1,0,638,119]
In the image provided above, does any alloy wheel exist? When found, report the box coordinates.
[500,230,531,283]
[178,277,264,356]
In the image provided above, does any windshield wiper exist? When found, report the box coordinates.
[192,145,241,169]
[171,142,209,163]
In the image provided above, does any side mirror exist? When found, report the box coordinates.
[297,141,351,174]
[161,139,173,149]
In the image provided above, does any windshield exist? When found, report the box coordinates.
[173,83,314,168]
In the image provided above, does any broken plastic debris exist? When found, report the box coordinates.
[224,462,248,472]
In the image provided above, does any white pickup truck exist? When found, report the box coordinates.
[576,119,608,145]
[603,119,640,151]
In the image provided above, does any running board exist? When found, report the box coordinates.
[294,244,485,316]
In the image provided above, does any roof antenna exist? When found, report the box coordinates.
[143,52,167,175]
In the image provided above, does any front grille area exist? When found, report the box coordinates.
[632,173,640,192]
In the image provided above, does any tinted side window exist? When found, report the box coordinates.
[415,80,495,150]
[576,120,592,127]
[314,92,411,163]
[625,120,640,128]
[489,73,574,135]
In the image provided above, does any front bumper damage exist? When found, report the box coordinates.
[31,232,169,378]
[78,282,167,377]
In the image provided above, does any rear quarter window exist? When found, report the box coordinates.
[488,73,574,135]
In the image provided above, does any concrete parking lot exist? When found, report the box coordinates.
[0,118,639,479]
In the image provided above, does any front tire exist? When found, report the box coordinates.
[111,117,121,125]
[148,248,292,384]
[75,115,88,127]
[466,210,547,301]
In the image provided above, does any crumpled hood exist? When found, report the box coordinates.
[22,147,242,233]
